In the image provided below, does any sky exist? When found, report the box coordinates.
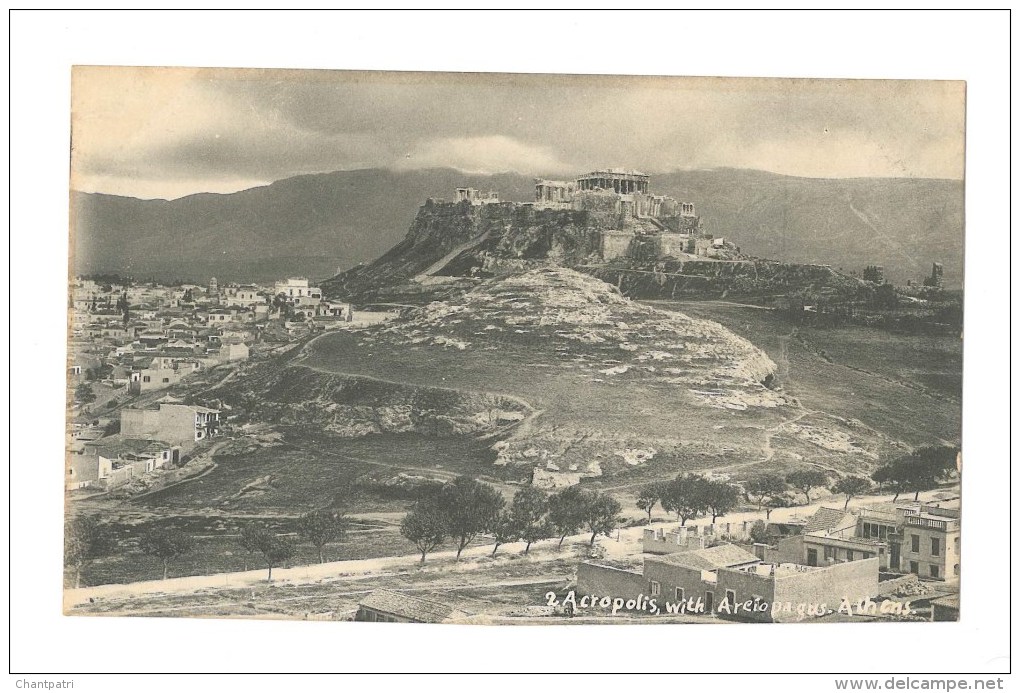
[71,67,966,200]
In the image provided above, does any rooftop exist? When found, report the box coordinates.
[805,507,857,533]
[646,543,760,571]
[358,589,462,624]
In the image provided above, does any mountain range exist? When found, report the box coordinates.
[71,167,964,287]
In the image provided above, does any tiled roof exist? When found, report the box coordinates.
[358,590,459,623]
[805,507,856,533]
[647,543,760,570]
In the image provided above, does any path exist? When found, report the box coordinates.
[65,484,949,610]
[412,229,492,282]
[126,438,232,503]
[93,575,568,616]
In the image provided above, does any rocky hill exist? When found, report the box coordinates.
[73,167,963,286]
[581,257,872,303]
[319,194,874,305]
[296,268,902,485]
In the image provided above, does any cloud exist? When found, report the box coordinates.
[70,68,966,198]
[396,135,574,175]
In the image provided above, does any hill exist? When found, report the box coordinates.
[652,169,963,286]
[291,268,907,486]
[71,169,536,284]
[72,168,962,286]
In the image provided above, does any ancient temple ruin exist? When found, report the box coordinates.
[533,169,719,261]
[535,169,695,218]
[439,168,734,263]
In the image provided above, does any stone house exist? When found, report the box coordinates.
[579,542,880,623]
[120,403,220,446]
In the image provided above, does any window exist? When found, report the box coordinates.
[846,550,854,561]
[162,377,170,383]
[911,535,920,553]
[823,546,835,561]
[931,538,940,557]
[909,561,919,575]
[929,565,940,579]
[649,581,660,596]
[725,590,736,610]
[862,552,872,559]
[143,375,151,383]
[954,564,960,577]
[675,588,684,603]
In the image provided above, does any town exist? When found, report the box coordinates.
[67,275,394,493]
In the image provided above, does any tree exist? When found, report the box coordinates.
[64,515,112,588]
[765,494,793,520]
[636,483,663,524]
[257,534,295,582]
[435,476,505,559]
[117,291,130,327]
[297,509,350,563]
[749,520,770,545]
[487,511,520,557]
[661,474,710,526]
[581,490,622,547]
[548,485,588,547]
[139,527,194,580]
[510,486,549,555]
[831,475,873,509]
[238,522,270,572]
[873,446,957,502]
[870,463,905,500]
[74,383,96,405]
[745,474,788,512]
[400,502,448,565]
[785,469,830,505]
[521,519,554,556]
[702,480,740,523]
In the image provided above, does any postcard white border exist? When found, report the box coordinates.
[7,9,1012,684]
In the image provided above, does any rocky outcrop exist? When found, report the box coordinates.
[321,200,608,301]
[369,267,781,394]
[215,365,531,439]
[322,197,872,305]
[581,258,872,303]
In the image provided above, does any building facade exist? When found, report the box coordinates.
[120,403,220,445]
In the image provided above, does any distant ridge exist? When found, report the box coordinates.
[72,167,963,286]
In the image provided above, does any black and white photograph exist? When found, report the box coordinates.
[63,66,965,625]
[7,9,1012,685]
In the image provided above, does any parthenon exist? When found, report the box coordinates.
[449,167,724,262]
[533,168,696,221]
[576,169,649,194]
